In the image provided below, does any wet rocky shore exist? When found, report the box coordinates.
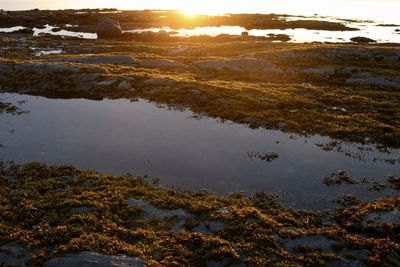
[0,9,399,266]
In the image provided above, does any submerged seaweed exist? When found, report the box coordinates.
[0,162,399,266]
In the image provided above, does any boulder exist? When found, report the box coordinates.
[350,36,377,43]
[96,17,122,39]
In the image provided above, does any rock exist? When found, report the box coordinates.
[118,81,131,90]
[96,17,122,39]
[157,30,170,40]
[50,55,135,65]
[15,63,80,74]
[67,73,102,90]
[192,220,226,235]
[70,206,92,214]
[0,62,13,74]
[282,235,338,254]
[335,67,360,78]
[276,122,287,130]
[143,77,177,86]
[51,27,62,32]
[373,50,400,63]
[303,67,335,78]
[266,33,291,42]
[279,47,373,61]
[350,37,377,43]
[44,252,144,267]
[167,47,189,55]
[96,80,116,87]
[192,57,281,73]
[138,59,185,68]
[167,47,203,56]
[0,244,30,267]
[241,31,249,37]
[362,210,400,229]
[351,72,373,79]
[120,75,136,81]
[346,77,400,89]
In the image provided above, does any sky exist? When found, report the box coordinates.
[2,0,400,23]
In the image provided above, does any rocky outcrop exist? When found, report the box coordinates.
[44,252,144,267]
[303,67,336,77]
[350,36,377,43]
[279,47,373,61]
[96,17,122,39]
[0,244,31,267]
[346,77,400,89]
[138,59,185,68]
[15,63,80,74]
[192,57,281,73]
[50,55,135,65]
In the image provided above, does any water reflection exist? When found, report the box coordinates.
[125,22,400,43]
[32,24,97,39]
[0,93,399,210]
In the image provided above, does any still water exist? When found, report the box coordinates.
[0,93,399,210]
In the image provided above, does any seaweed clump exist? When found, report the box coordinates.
[0,162,399,266]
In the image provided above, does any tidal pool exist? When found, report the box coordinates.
[0,93,399,210]
[125,18,400,43]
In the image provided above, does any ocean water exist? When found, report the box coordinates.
[2,0,400,24]
[1,93,399,210]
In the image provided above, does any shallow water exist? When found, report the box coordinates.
[1,16,399,43]
[32,24,97,39]
[0,26,26,33]
[125,20,400,44]
[0,93,399,210]
[32,48,63,57]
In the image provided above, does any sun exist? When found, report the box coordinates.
[180,8,201,16]
[177,2,225,16]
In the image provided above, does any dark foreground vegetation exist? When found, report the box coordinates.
[0,162,399,266]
